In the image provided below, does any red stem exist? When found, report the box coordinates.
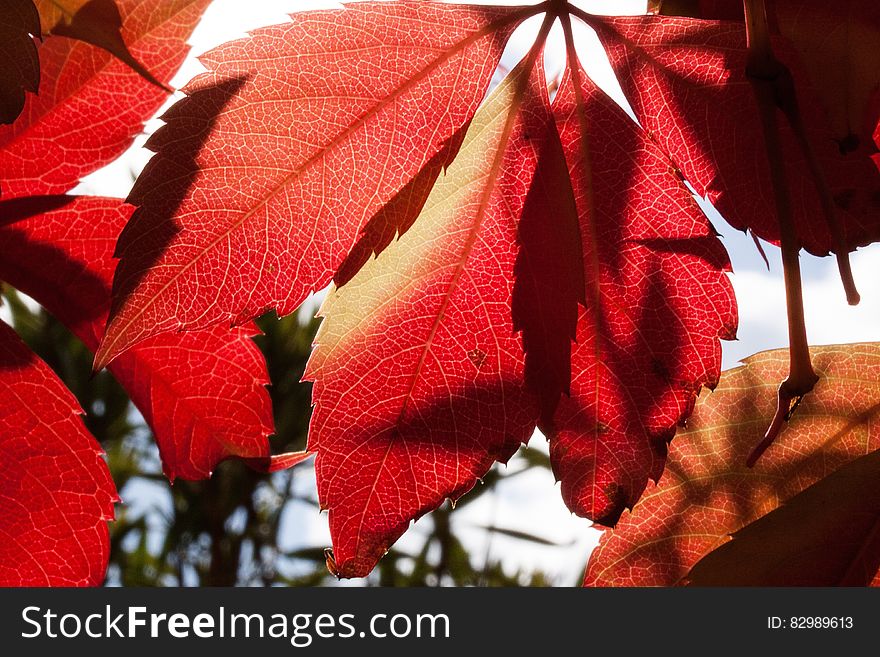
[743,0,818,465]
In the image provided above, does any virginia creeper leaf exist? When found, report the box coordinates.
[590,14,880,256]
[0,0,40,125]
[768,2,880,157]
[304,56,555,578]
[585,343,880,586]
[654,0,880,154]
[0,320,116,586]
[687,447,880,586]
[0,0,210,197]
[0,195,304,480]
[546,63,737,525]
[97,1,533,368]
[33,0,166,90]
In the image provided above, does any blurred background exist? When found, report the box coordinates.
[2,0,878,587]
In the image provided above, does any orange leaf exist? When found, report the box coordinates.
[586,344,880,586]
[687,447,880,586]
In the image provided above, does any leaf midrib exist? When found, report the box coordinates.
[351,60,539,563]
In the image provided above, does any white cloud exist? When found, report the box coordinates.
[715,217,880,369]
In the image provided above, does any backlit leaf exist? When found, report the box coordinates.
[34,0,165,89]
[0,195,303,481]
[590,13,880,256]
[97,1,533,368]
[0,319,116,586]
[0,0,210,197]
[687,447,880,586]
[304,55,552,578]
[546,61,736,525]
[585,344,880,586]
[45,0,871,579]
[654,0,880,154]
[0,0,40,125]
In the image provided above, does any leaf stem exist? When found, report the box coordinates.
[785,105,861,305]
[549,0,570,17]
[742,0,860,305]
[566,4,599,28]
[743,0,818,466]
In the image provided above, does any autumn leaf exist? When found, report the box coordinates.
[94,2,747,574]
[333,127,468,289]
[654,0,880,155]
[96,1,537,368]
[0,0,210,198]
[585,344,880,586]
[10,0,880,590]
[0,0,40,125]
[765,2,879,158]
[304,50,553,578]
[687,447,880,586]
[73,0,875,579]
[0,319,116,586]
[512,71,584,428]
[34,0,166,90]
[587,12,880,257]
[546,53,736,525]
[0,195,306,480]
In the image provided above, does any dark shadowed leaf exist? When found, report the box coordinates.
[34,0,166,89]
[687,447,880,586]
[0,0,40,125]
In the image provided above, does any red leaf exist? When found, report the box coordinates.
[0,320,116,586]
[0,0,40,125]
[585,344,880,586]
[770,2,880,156]
[546,63,736,525]
[333,127,467,289]
[590,14,880,256]
[96,1,534,368]
[0,0,210,197]
[0,195,298,481]
[303,54,555,578]
[655,0,880,153]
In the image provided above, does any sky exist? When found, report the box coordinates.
[9,0,880,585]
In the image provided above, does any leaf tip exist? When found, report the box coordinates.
[91,347,113,375]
